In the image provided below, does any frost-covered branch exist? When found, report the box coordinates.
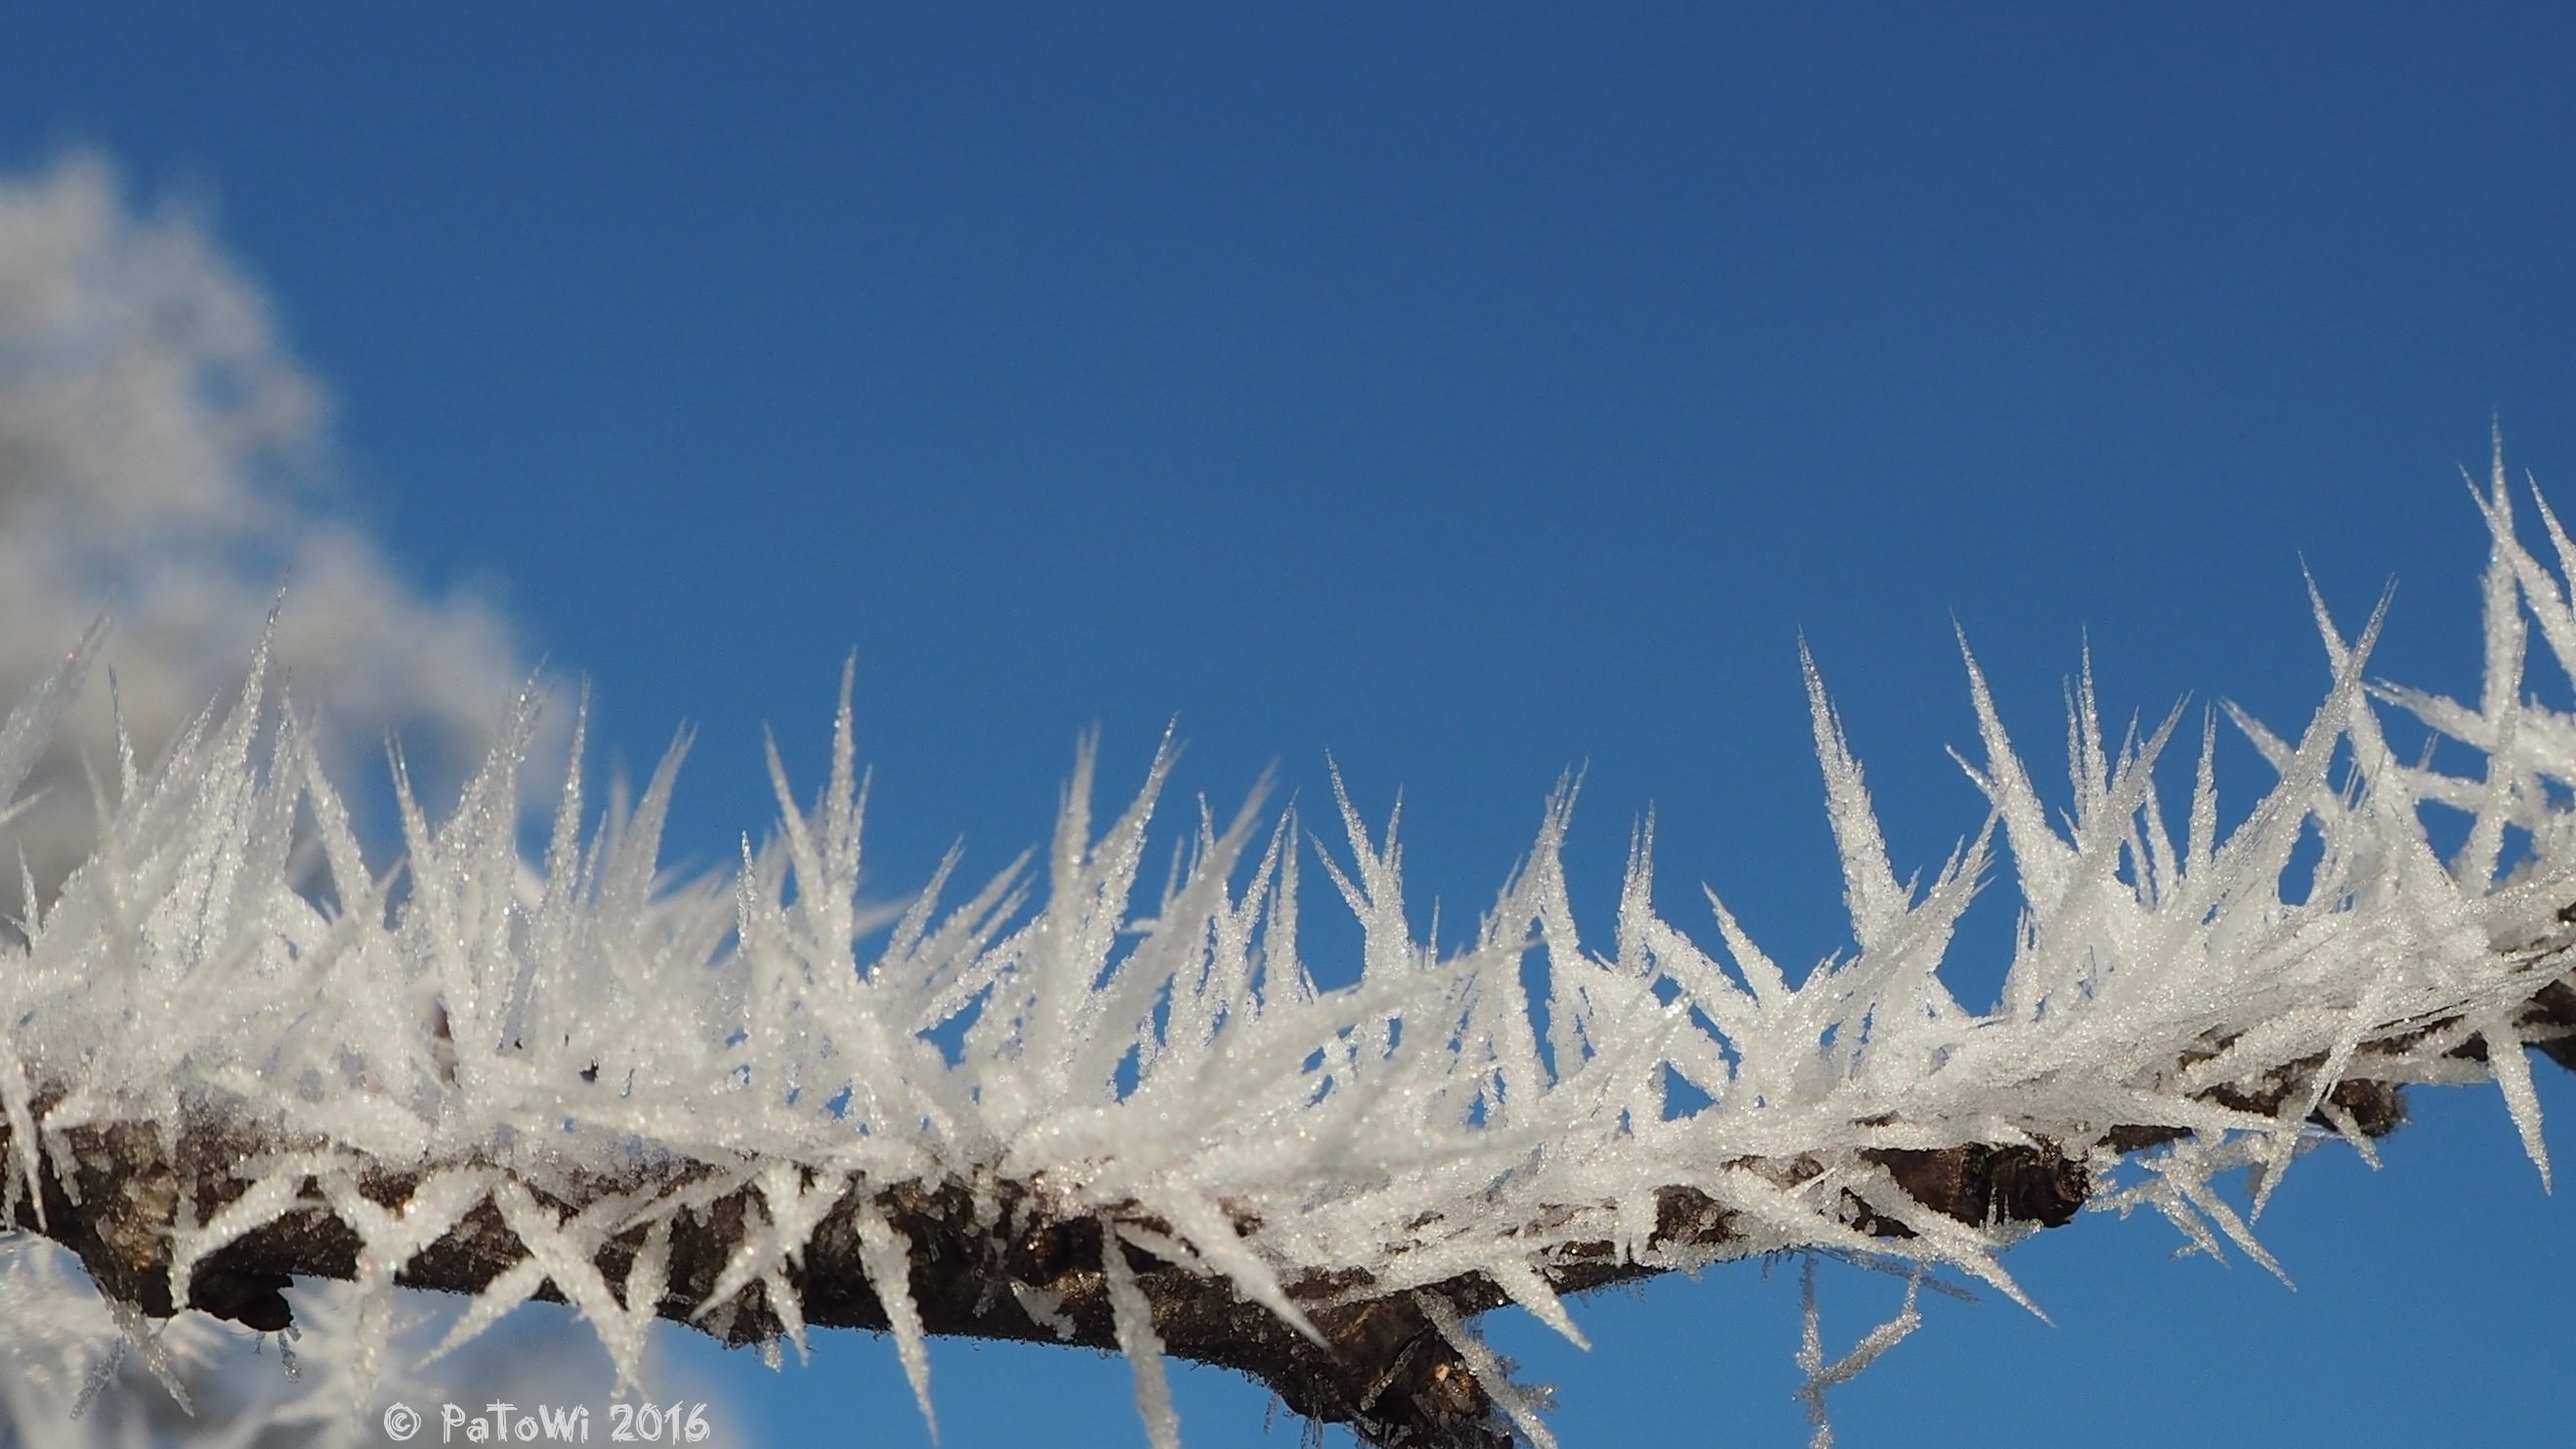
[11,461,2576,1448]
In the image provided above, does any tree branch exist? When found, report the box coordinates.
[13,972,2568,1449]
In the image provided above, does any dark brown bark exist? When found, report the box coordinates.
[10,973,2575,1449]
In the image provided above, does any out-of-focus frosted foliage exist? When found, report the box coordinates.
[5,459,2574,1446]
[0,1233,637,1449]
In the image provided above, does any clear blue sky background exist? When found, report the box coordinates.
[8,7,2576,1445]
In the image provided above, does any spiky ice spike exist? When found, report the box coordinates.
[853,1197,936,1437]
[1103,1233,1179,1449]
[1795,1257,1923,1449]
[1420,1293,1558,1449]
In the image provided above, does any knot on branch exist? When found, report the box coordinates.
[1866,1141,2090,1231]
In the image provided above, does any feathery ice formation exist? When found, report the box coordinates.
[8,467,2576,1449]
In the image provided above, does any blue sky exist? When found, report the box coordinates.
[7,6,2576,1445]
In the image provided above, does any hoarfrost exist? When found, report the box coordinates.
[8,455,2576,1445]
[855,1197,937,1437]
[1103,1233,1179,1449]
[1795,1257,1922,1449]
[1421,1293,1558,1449]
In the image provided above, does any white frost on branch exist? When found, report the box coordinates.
[1796,1257,1923,1449]
[5,454,2576,1446]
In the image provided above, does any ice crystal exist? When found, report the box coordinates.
[1104,1232,1179,1449]
[1795,1257,1922,1449]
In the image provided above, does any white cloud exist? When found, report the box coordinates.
[0,152,527,885]
[0,151,741,1446]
